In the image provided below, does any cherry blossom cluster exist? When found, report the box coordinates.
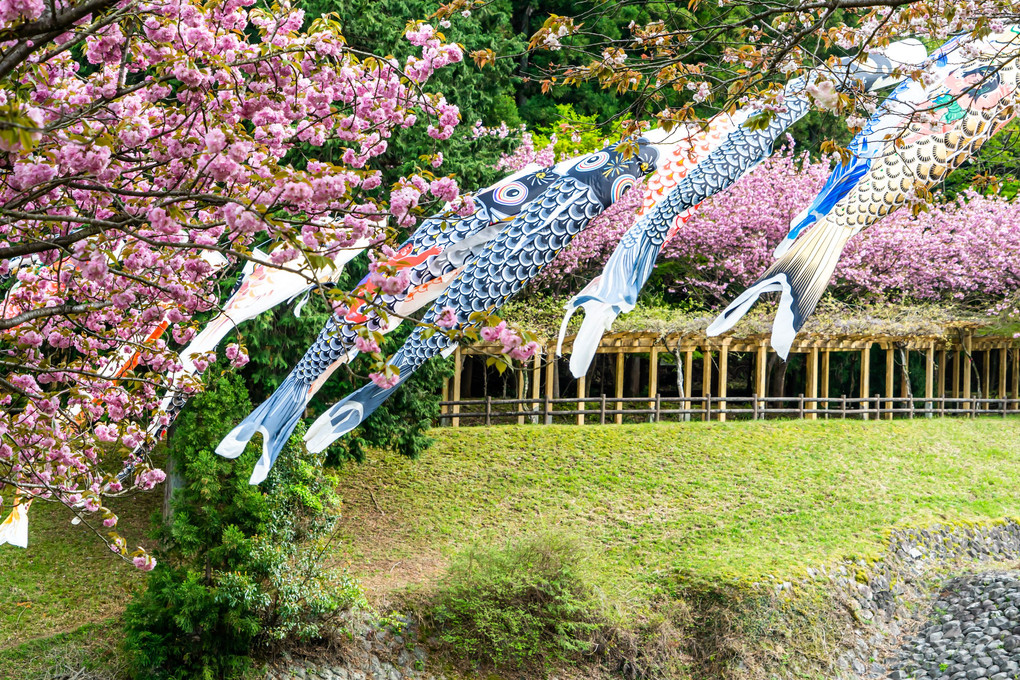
[479,321,541,361]
[0,0,464,564]
[469,120,520,140]
[494,132,557,172]
[528,15,578,53]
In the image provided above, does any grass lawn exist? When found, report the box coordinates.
[0,489,158,677]
[330,418,1020,607]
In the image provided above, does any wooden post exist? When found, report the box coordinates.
[718,341,729,422]
[485,396,492,426]
[820,350,830,416]
[963,333,973,412]
[516,368,525,426]
[982,348,991,413]
[1013,347,1019,410]
[576,375,586,426]
[702,347,712,422]
[648,348,659,424]
[531,350,542,424]
[545,348,556,425]
[441,376,449,427]
[452,347,462,428]
[860,344,871,420]
[901,347,911,416]
[806,346,819,421]
[938,348,946,399]
[599,393,606,425]
[925,343,935,417]
[614,351,625,425]
[952,349,961,402]
[1000,347,1009,405]
[684,350,694,422]
[755,342,768,415]
[885,346,895,420]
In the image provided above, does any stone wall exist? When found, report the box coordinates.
[267,520,1020,680]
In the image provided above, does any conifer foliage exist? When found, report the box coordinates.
[124,369,362,679]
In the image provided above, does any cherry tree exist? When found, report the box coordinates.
[534,145,1020,306]
[0,0,467,563]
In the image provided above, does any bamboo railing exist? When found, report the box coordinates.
[438,329,1020,427]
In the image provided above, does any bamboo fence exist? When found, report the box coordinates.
[438,330,1020,427]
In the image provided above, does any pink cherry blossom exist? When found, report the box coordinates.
[369,371,400,389]
[225,343,249,368]
[430,177,459,203]
[435,306,458,329]
[479,321,507,343]
[0,0,465,567]
[354,336,381,353]
[509,341,541,362]
[132,554,156,571]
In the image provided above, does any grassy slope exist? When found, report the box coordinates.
[330,418,1020,608]
[2,418,1019,674]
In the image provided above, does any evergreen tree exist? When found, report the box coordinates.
[125,371,363,679]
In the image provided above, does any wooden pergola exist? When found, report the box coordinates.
[441,329,1020,425]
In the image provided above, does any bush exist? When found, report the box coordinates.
[124,370,363,680]
[424,532,602,669]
